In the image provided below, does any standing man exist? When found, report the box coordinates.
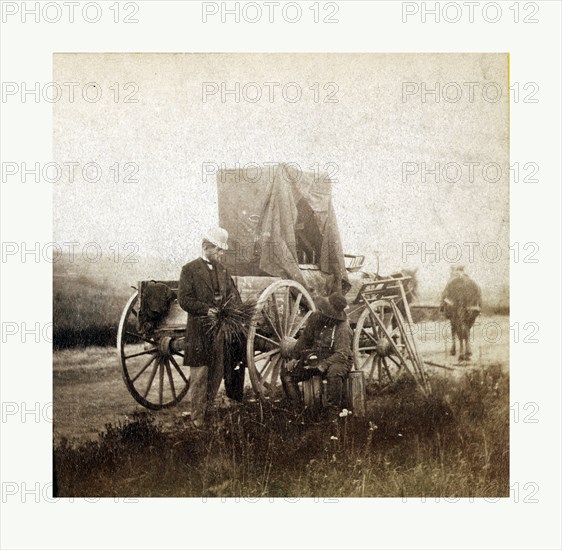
[282,292,353,412]
[178,227,243,428]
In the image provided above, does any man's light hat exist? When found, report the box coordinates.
[203,227,229,250]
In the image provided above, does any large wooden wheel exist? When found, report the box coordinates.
[353,298,430,395]
[117,291,189,410]
[353,299,410,393]
[246,280,316,400]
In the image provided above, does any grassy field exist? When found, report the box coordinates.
[54,362,508,498]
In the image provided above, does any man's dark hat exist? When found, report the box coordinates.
[315,292,348,321]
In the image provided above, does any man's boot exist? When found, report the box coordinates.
[281,374,302,405]
[326,374,344,411]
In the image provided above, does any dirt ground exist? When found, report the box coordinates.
[53,315,509,442]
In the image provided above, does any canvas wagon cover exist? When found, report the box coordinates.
[217,164,349,294]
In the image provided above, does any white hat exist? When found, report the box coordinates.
[203,227,229,250]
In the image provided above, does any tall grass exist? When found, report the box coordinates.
[54,364,508,498]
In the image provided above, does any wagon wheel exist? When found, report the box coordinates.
[117,291,189,410]
[246,280,316,400]
[353,299,410,393]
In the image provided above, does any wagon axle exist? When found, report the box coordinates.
[158,335,185,357]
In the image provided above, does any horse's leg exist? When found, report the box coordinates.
[464,323,472,359]
[450,321,457,356]
[459,323,468,361]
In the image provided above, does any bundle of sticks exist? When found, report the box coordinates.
[203,296,256,346]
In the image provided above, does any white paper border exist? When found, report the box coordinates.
[1,1,561,549]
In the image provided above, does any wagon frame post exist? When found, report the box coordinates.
[395,279,431,393]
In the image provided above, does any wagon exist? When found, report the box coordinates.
[117,164,430,410]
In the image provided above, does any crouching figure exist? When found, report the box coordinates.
[281,292,353,411]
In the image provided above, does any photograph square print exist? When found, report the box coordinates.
[53,53,509,498]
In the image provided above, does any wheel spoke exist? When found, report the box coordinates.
[269,356,282,391]
[387,355,403,369]
[143,360,160,398]
[131,307,139,317]
[377,357,383,383]
[172,350,184,358]
[159,361,165,405]
[289,310,313,337]
[255,332,280,348]
[126,331,158,346]
[360,352,375,370]
[382,358,393,380]
[361,328,378,345]
[125,348,157,360]
[169,355,189,385]
[259,354,279,381]
[282,290,289,335]
[270,292,284,337]
[262,308,281,341]
[254,348,279,362]
[367,357,378,383]
[131,355,157,383]
[287,292,302,335]
[385,317,395,333]
[258,354,276,376]
[164,359,177,401]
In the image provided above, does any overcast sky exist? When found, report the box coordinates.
[54,53,508,297]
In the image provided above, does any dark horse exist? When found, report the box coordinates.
[441,269,481,361]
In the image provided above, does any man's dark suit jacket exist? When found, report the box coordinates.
[178,257,238,366]
[178,258,246,401]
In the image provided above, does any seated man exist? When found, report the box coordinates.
[281,292,353,411]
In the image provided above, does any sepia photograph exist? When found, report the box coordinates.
[51,52,510,498]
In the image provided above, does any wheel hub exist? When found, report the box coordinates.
[158,335,173,356]
[376,337,392,356]
[279,336,297,359]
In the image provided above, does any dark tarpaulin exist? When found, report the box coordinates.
[256,164,350,294]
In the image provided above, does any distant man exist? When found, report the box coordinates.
[441,266,482,360]
[282,292,353,411]
[178,227,244,427]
